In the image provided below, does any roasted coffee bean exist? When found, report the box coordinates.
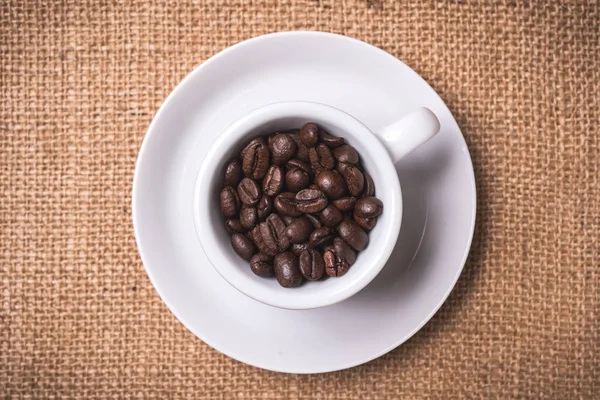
[324,237,356,277]
[262,165,283,196]
[285,216,314,244]
[355,196,383,218]
[296,188,328,213]
[274,192,302,217]
[250,253,274,277]
[363,171,375,197]
[319,204,344,228]
[220,187,240,218]
[240,205,258,230]
[223,158,243,188]
[242,137,270,179]
[286,159,312,175]
[281,215,295,225]
[261,213,290,253]
[274,252,303,288]
[225,218,246,234]
[256,195,272,221]
[332,196,357,212]
[299,122,319,147]
[309,143,335,173]
[342,165,364,196]
[285,168,310,192]
[291,242,310,257]
[237,178,261,206]
[269,133,297,166]
[333,145,359,164]
[336,161,351,175]
[289,133,310,162]
[299,248,325,280]
[338,220,369,251]
[309,226,334,247]
[250,225,271,255]
[305,213,322,229]
[319,129,345,148]
[354,215,377,231]
[231,233,256,261]
[315,170,347,199]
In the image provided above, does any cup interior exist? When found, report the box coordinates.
[194,102,402,309]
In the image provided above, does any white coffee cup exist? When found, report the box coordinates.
[194,101,439,310]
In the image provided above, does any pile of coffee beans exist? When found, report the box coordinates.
[219,122,383,288]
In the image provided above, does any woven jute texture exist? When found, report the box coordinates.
[1,0,599,398]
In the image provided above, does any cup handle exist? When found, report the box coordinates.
[374,107,440,164]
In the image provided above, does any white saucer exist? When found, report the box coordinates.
[132,31,476,373]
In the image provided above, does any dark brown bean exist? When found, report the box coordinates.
[237,178,261,206]
[239,205,258,230]
[332,196,357,212]
[291,242,310,257]
[219,187,240,218]
[256,195,272,221]
[338,220,369,251]
[260,213,290,254]
[305,213,322,229]
[242,137,270,179]
[299,122,319,147]
[354,196,383,218]
[324,237,356,277]
[354,215,377,231]
[309,226,334,247]
[309,143,335,173]
[336,161,351,175]
[263,165,284,196]
[342,165,364,197]
[285,168,310,192]
[285,216,314,244]
[250,253,274,277]
[274,252,303,288]
[289,133,310,162]
[286,159,312,175]
[296,188,328,213]
[319,204,344,228]
[318,129,345,148]
[363,171,375,197]
[269,133,297,166]
[223,158,243,188]
[274,192,302,217]
[299,248,325,280]
[315,170,347,200]
[333,145,359,164]
[225,218,246,234]
[231,233,256,261]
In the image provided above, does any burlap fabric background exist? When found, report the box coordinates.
[1,0,599,398]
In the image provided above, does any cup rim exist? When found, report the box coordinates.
[194,101,402,309]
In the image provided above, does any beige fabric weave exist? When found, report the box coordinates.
[1,1,598,398]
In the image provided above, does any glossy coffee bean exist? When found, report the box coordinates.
[309,143,335,173]
[318,129,345,148]
[305,213,322,229]
[225,218,246,234]
[274,252,303,288]
[285,216,314,244]
[242,137,270,179]
[223,158,243,188]
[239,205,258,230]
[231,233,256,261]
[291,242,310,257]
[342,165,364,196]
[315,170,347,199]
[219,187,240,218]
[319,204,344,228]
[324,237,356,277]
[363,171,375,197]
[286,159,312,175]
[255,195,271,221]
[299,248,325,280]
[261,213,290,254]
[274,192,302,217]
[299,122,319,147]
[354,215,377,231]
[263,165,284,196]
[309,226,334,247]
[355,196,383,218]
[269,133,297,166]
[338,220,369,251]
[237,178,261,206]
[333,145,359,164]
[285,168,310,192]
[296,188,328,213]
[289,133,310,162]
[250,253,274,277]
[336,161,351,175]
[332,196,357,212]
